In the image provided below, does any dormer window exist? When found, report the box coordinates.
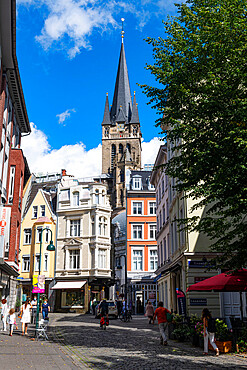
[132,177,142,190]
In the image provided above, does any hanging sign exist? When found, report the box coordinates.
[176,288,186,316]
[0,206,11,263]
[32,275,45,293]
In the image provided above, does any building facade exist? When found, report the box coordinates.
[101,38,142,210]
[126,170,158,313]
[0,0,31,308]
[18,174,60,306]
[54,175,112,313]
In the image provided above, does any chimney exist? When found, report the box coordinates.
[62,169,67,176]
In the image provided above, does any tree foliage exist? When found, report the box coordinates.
[142,0,247,269]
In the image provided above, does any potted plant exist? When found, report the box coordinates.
[15,298,21,312]
[209,319,232,353]
[236,327,247,353]
[173,325,191,342]
[189,314,201,346]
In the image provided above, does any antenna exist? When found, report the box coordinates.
[121,18,125,43]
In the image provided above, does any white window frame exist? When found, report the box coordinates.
[131,201,143,215]
[132,177,142,190]
[44,254,48,271]
[23,228,32,245]
[40,205,45,217]
[148,224,157,240]
[22,255,30,272]
[35,254,40,271]
[98,248,107,269]
[94,189,99,205]
[73,191,79,206]
[131,247,144,271]
[33,206,38,219]
[131,224,143,240]
[69,249,80,269]
[148,201,156,215]
[149,248,158,271]
[36,227,42,243]
[45,227,50,243]
[8,166,15,204]
[70,219,80,237]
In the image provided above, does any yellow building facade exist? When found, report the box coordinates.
[19,184,57,304]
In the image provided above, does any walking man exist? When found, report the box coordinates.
[153,301,171,346]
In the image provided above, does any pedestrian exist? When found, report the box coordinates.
[116,300,122,318]
[153,301,171,346]
[8,308,17,336]
[202,308,219,356]
[1,298,8,331]
[145,300,154,324]
[41,298,50,320]
[31,295,37,324]
[20,300,32,335]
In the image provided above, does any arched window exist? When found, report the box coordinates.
[111,144,116,170]
[73,191,79,206]
[99,217,103,235]
[119,143,123,154]
[102,190,105,204]
[103,217,107,236]
[91,216,95,235]
[95,189,99,205]
[126,143,131,153]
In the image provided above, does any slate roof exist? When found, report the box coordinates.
[129,170,153,191]
[110,42,132,124]
[23,180,58,218]
[102,94,111,125]
[130,93,140,124]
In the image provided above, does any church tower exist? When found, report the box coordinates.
[102,34,142,210]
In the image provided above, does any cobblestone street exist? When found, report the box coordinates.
[49,313,247,369]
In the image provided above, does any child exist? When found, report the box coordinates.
[8,308,17,336]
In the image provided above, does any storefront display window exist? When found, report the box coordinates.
[62,290,84,307]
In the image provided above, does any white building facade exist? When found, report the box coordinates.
[53,175,112,313]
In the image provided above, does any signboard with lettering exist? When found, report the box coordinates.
[190,298,207,306]
[32,275,45,293]
[176,288,186,316]
[0,206,11,262]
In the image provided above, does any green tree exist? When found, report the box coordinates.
[142,0,247,269]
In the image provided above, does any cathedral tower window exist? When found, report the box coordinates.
[111,144,116,170]
[126,143,131,153]
[119,144,123,154]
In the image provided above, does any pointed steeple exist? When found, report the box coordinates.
[116,106,126,122]
[130,92,140,124]
[110,41,132,123]
[102,93,111,125]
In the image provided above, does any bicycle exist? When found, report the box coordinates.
[119,309,132,322]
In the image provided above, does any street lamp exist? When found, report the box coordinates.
[116,254,127,303]
[35,227,55,332]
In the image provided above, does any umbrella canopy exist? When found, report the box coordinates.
[186,269,247,292]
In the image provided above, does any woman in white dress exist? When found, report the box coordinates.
[1,299,8,331]
[20,300,32,335]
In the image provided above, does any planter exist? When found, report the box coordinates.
[191,334,200,347]
[199,336,204,348]
[209,340,232,353]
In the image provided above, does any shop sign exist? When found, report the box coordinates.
[176,288,186,316]
[32,275,45,293]
[148,291,156,299]
[0,207,11,262]
[190,298,207,306]
[189,261,207,268]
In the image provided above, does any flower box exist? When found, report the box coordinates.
[209,340,232,353]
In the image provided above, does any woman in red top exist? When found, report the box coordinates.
[153,301,171,345]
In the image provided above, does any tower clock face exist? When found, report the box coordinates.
[116,123,124,131]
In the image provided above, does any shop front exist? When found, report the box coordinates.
[130,280,158,314]
[52,280,87,313]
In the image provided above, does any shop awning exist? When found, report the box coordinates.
[51,281,87,290]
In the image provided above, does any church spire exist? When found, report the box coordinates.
[102,93,111,125]
[110,33,132,124]
[130,91,140,124]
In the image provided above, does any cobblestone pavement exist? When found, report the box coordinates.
[0,317,79,370]
[49,313,247,370]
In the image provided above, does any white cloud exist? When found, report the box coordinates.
[56,108,76,125]
[21,123,160,178]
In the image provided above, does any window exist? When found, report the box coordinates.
[33,206,38,218]
[163,238,167,261]
[149,250,158,271]
[149,202,156,215]
[111,144,116,170]
[102,191,105,204]
[149,224,156,240]
[132,201,142,215]
[35,254,40,271]
[45,228,50,243]
[37,227,42,243]
[8,166,15,203]
[44,254,48,271]
[159,211,162,229]
[163,206,166,224]
[166,199,169,221]
[95,189,99,205]
[103,218,107,236]
[60,189,70,201]
[132,225,143,239]
[40,205,45,217]
[98,249,106,268]
[69,250,80,269]
[132,250,143,271]
[99,217,103,235]
[22,256,30,272]
[73,192,79,206]
[132,177,141,190]
[119,144,123,154]
[24,229,32,244]
[162,178,164,194]
[70,220,80,237]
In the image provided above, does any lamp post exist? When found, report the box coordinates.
[35,227,55,332]
[116,254,127,303]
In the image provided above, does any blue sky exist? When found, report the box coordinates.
[17,0,180,177]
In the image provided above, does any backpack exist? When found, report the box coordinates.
[207,317,216,333]
[166,311,173,323]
